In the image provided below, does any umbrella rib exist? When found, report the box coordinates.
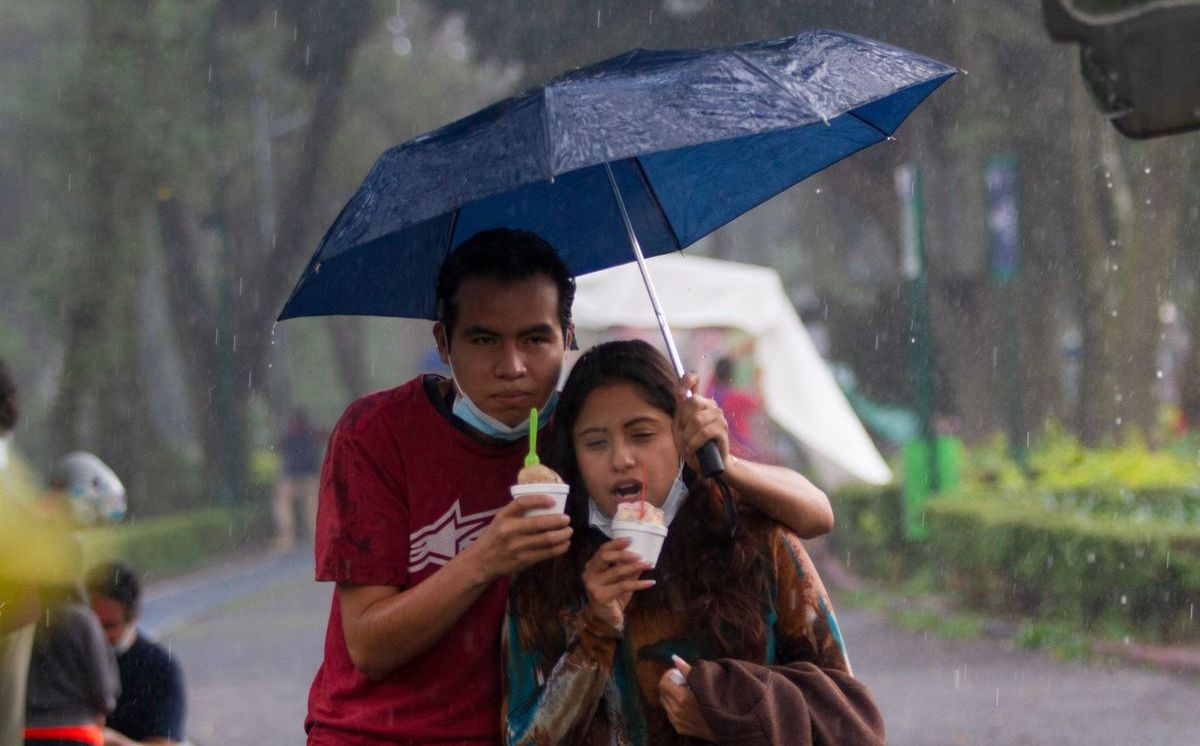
[846,110,891,140]
[630,158,684,252]
[731,51,825,123]
[729,51,891,140]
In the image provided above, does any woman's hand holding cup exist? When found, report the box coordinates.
[582,537,655,630]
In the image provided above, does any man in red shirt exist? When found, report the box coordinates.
[306,229,834,744]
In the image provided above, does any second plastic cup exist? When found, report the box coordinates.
[611,520,669,567]
[509,483,570,517]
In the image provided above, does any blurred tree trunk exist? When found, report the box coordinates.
[1066,73,1119,445]
[1110,138,1177,437]
[48,0,176,512]
[1016,151,1069,432]
[327,317,369,399]
[150,2,376,503]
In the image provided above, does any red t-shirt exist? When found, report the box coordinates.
[306,376,527,745]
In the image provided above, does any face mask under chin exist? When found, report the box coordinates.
[446,359,558,442]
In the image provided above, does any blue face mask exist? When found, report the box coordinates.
[588,462,688,538]
[447,360,559,442]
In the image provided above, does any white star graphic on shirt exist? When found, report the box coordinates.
[408,500,501,574]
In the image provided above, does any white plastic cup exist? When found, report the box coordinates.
[510,483,570,517]
[611,520,669,567]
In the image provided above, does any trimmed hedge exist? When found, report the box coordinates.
[829,484,1200,643]
[829,485,909,580]
[925,494,1200,641]
[80,504,270,580]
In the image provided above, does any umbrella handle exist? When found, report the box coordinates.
[697,439,724,477]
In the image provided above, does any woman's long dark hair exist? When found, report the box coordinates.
[508,340,772,669]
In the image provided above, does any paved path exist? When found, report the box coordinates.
[151,553,1200,745]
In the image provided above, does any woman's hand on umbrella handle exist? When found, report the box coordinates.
[582,538,654,630]
[674,373,730,473]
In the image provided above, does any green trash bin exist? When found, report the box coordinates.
[902,436,962,540]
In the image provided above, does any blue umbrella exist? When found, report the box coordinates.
[279,29,952,400]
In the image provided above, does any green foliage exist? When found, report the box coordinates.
[1014,620,1093,660]
[80,504,270,580]
[961,422,1200,493]
[925,494,1200,642]
[829,484,909,580]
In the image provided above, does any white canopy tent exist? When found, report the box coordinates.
[572,254,892,488]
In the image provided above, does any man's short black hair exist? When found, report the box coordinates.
[435,228,575,340]
[86,560,142,620]
[0,358,17,433]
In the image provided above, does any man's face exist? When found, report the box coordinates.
[90,594,135,646]
[436,275,571,428]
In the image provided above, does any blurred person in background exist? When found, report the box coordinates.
[23,560,119,746]
[1,358,43,746]
[24,453,127,746]
[272,409,322,553]
[706,355,771,463]
[86,562,185,746]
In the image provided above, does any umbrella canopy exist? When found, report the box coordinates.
[278,30,955,321]
[573,254,892,486]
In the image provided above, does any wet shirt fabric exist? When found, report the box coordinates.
[504,512,869,746]
[25,602,119,728]
[307,376,527,745]
[107,634,185,742]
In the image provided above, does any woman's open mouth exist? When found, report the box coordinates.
[611,480,644,502]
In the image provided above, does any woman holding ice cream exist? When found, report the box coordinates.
[503,340,883,745]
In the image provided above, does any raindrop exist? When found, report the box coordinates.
[305,44,311,66]
[1120,594,1127,605]
[1157,370,1164,379]
[1111,310,1118,318]
[1143,166,1151,175]
[273,9,278,28]
[1116,417,1122,426]
[1166,550,1170,568]
[873,334,879,350]
[1123,635,1131,644]
[596,9,601,27]
[67,173,73,191]
[995,689,1000,707]
[910,337,916,344]
[1145,199,1152,206]
[815,187,822,194]
[1106,182,1113,189]
[1109,239,1117,247]
[393,37,412,56]
[954,669,960,690]
[232,334,238,352]
[1087,551,1096,564]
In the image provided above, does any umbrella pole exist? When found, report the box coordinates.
[604,163,725,479]
[603,163,688,379]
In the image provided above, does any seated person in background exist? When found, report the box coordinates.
[24,562,119,746]
[86,562,185,746]
[504,340,883,745]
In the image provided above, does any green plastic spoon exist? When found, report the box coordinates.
[524,407,539,467]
